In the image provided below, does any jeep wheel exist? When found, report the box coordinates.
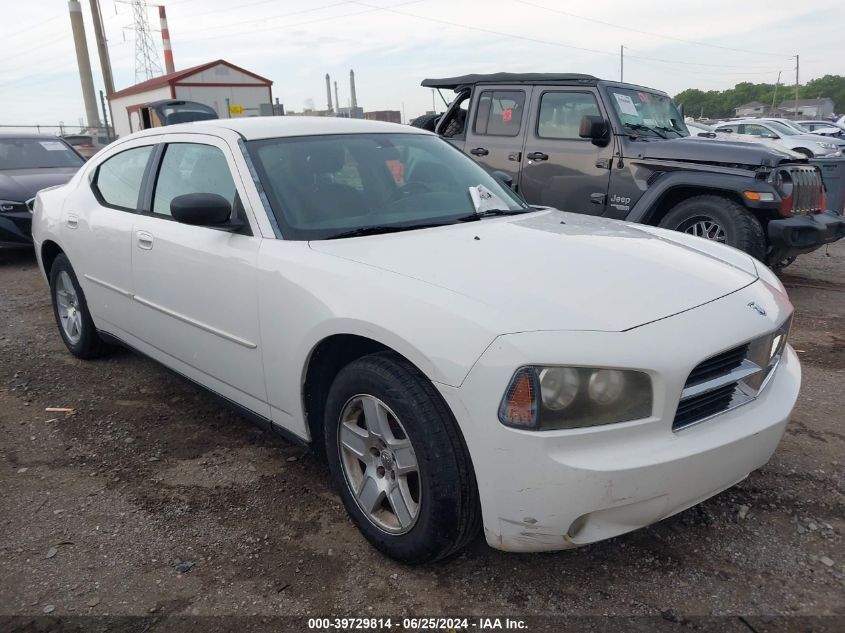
[659,195,766,260]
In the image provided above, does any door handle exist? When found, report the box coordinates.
[65,214,78,229]
[526,152,548,161]
[136,230,154,250]
[470,147,489,156]
[508,152,522,162]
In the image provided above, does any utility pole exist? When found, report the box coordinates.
[771,70,781,114]
[99,90,112,140]
[794,54,799,118]
[620,45,624,82]
[130,0,163,82]
[68,0,101,129]
[431,88,436,113]
[89,0,114,96]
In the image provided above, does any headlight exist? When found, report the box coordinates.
[814,141,836,149]
[499,366,653,430]
[0,200,27,213]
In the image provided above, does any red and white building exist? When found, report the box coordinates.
[108,59,274,138]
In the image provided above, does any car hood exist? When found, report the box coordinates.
[632,136,797,167]
[0,168,78,202]
[310,210,758,332]
[686,133,804,159]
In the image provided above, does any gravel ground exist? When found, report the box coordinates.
[0,242,843,628]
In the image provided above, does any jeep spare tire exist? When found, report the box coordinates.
[409,113,440,131]
[659,194,766,260]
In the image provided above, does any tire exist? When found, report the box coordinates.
[409,113,440,131]
[324,351,480,563]
[658,194,767,260]
[49,253,109,359]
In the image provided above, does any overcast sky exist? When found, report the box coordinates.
[1,0,842,129]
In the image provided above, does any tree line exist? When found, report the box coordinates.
[674,75,845,119]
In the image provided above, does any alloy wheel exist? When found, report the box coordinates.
[337,394,421,534]
[55,270,83,345]
[679,216,727,242]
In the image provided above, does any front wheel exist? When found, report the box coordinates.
[324,352,480,563]
[658,195,767,260]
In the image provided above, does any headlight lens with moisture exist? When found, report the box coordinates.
[499,366,653,430]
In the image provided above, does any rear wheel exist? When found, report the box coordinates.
[324,352,480,563]
[659,195,766,260]
[49,254,109,359]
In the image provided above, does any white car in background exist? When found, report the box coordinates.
[685,121,804,158]
[763,118,841,138]
[714,119,843,158]
[31,117,800,562]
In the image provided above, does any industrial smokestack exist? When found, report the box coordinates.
[349,69,357,109]
[159,5,175,74]
[67,0,100,128]
[325,73,333,112]
[334,81,340,114]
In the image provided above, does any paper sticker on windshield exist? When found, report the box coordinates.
[614,93,639,117]
[39,141,68,151]
[469,184,509,214]
[637,92,650,103]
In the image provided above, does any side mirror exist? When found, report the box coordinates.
[579,115,609,146]
[171,193,240,229]
[490,170,514,189]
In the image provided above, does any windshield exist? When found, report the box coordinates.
[605,87,688,137]
[246,133,528,240]
[0,138,84,170]
[766,121,799,136]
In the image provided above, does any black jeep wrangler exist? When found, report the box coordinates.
[413,73,845,263]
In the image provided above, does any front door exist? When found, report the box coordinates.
[463,85,531,186]
[128,134,268,416]
[519,87,614,215]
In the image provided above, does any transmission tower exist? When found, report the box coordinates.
[131,0,162,82]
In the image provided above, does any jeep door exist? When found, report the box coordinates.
[519,87,613,215]
[462,86,532,185]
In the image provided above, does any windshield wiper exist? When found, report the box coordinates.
[455,208,532,222]
[654,125,683,137]
[623,122,667,139]
[324,222,450,240]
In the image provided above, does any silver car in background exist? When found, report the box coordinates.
[714,119,844,158]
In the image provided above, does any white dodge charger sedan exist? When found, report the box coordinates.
[32,117,800,563]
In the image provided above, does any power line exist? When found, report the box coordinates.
[349,1,784,72]
[515,0,788,58]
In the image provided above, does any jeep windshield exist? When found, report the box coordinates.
[606,88,688,139]
[246,133,529,240]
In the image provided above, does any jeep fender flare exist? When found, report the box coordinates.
[625,170,779,224]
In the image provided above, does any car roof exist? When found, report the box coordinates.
[421,73,600,89]
[127,116,428,141]
[0,131,66,140]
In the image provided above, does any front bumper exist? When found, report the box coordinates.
[437,280,800,552]
[0,208,33,249]
[768,210,845,261]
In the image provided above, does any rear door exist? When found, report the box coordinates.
[127,133,268,416]
[519,87,613,215]
[463,85,531,185]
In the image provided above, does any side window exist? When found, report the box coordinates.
[537,92,601,140]
[93,145,154,210]
[473,90,525,137]
[152,143,237,217]
[744,124,774,138]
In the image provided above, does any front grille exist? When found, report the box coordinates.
[672,318,791,432]
[685,343,748,386]
[786,165,824,214]
[673,382,738,430]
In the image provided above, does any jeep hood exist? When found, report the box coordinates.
[310,210,758,332]
[631,136,801,167]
